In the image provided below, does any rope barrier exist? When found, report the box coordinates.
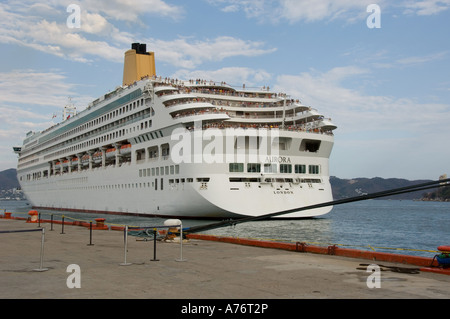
[1,213,187,266]
[0,227,48,272]
[0,228,43,234]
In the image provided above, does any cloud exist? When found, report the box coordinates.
[208,0,386,23]
[0,3,127,63]
[209,0,450,23]
[0,68,96,170]
[396,51,448,65]
[277,0,377,23]
[0,1,275,67]
[402,0,450,15]
[274,66,450,134]
[148,36,277,69]
[81,0,184,22]
[0,69,93,113]
[0,0,182,63]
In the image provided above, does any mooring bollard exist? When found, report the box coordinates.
[27,210,38,223]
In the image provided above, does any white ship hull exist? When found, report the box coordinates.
[21,130,334,219]
[14,44,337,220]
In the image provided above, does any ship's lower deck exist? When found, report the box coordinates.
[20,164,333,219]
[18,129,334,219]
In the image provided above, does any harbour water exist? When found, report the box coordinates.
[1,199,449,258]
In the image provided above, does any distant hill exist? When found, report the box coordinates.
[0,168,20,191]
[330,176,433,200]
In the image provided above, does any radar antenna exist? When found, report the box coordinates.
[63,97,77,120]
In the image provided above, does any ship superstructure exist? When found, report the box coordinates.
[14,43,337,219]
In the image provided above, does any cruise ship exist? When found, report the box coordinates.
[14,43,337,219]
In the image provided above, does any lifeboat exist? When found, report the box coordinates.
[120,144,131,155]
[72,157,79,165]
[92,151,102,164]
[106,148,116,158]
[81,155,90,166]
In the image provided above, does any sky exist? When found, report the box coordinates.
[0,0,449,181]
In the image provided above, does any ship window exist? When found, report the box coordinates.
[175,165,180,174]
[136,148,145,161]
[264,163,277,173]
[280,164,292,173]
[148,146,158,159]
[161,178,163,190]
[272,137,292,151]
[247,163,261,173]
[309,165,320,174]
[229,163,244,172]
[295,164,306,174]
[300,139,321,152]
[161,143,170,157]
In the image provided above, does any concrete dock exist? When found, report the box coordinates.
[1,217,450,300]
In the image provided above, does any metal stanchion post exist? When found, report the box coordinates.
[150,229,159,261]
[120,225,132,266]
[176,223,186,262]
[61,215,65,234]
[87,221,94,246]
[33,228,48,272]
[50,214,54,231]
